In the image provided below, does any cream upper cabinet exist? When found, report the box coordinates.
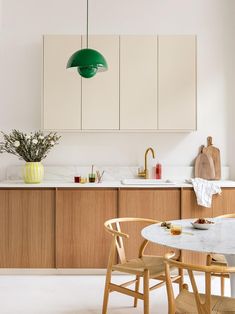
[81,36,119,130]
[43,35,82,130]
[158,35,196,130]
[120,36,158,130]
[43,35,197,132]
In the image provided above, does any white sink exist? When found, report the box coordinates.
[121,179,175,185]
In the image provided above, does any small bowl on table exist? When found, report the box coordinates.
[191,218,215,230]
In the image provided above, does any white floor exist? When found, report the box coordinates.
[0,275,230,314]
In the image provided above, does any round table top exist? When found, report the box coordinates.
[141,218,235,255]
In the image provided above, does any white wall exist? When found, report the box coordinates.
[0,0,235,179]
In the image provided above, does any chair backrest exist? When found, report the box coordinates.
[164,252,235,314]
[216,213,235,218]
[104,217,159,265]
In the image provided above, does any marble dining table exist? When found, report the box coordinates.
[141,218,235,297]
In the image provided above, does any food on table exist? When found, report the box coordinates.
[170,225,182,235]
[194,218,214,224]
[161,221,172,229]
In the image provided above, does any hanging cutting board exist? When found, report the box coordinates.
[203,136,221,180]
[195,145,216,180]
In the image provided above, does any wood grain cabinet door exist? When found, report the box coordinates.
[181,188,213,219]
[0,189,55,268]
[181,188,213,265]
[119,188,181,260]
[181,188,235,265]
[212,188,235,217]
[56,189,118,268]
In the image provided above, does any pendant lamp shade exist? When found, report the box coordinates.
[67,0,108,78]
[67,48,108,78]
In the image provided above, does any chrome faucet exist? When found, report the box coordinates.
[138,147,156,179]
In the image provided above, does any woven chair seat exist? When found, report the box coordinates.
[176,289,235,314]
[211,254,227,265]
[112,255,167,277]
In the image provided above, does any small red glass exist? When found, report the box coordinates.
[74,176,81,183]
[156,163,162,179]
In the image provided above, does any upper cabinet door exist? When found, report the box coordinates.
[120,36,158,130]
[82,35,119,130]
[43,35,197,132]
[43,35,82,130]
[158,35,197,130]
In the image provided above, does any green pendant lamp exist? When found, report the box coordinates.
[67,0,108,78]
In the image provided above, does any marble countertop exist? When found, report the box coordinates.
[0,180,235,188]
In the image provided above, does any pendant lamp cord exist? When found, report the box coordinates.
[86,0,89,48]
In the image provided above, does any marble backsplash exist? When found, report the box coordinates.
[5,165,230,182]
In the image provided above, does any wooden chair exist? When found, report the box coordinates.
[207,213,235,296]
[165,252,235,314]
[102,217,182,314]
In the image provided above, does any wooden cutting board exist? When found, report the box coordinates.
[203,136,221,180]
[195,145,215,180]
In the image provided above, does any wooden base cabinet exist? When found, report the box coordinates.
[181,188,235,265]
[119,188,181,260]
[56,189,117,268]
[0,189,55,268]
[0,187,234,269]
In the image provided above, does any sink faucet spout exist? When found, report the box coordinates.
[138,147,156,179]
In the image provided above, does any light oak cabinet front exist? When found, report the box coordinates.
[56,189,117,268]
[0,188,234,269]
[0,189,55,268]
[119,188,181,260]
[181,188,235,265]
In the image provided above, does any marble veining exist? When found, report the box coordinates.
[142,218,235,255]
[6,165,139,182]
[5,165,230,182]
[142,218,235,297]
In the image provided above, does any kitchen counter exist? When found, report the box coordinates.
[1,180,235,188]
[1,178,235,271]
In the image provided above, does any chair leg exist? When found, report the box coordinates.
[178,250,184,291]
[134,275,140,307]
[221,276,225,296]
[178,268,184,292]
[102,269,112,314]
[143,269,150,314]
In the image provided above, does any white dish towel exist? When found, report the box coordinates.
[190,178,221,208]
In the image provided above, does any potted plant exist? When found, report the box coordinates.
[0,130,61,183]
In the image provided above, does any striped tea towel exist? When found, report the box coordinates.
[190,178,221,208]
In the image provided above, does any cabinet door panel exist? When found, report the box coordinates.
[181,188,212,265]
[120,36,158,130]
[82,36,119,130]
[0,189,55,268]
[43,35,82,130]
[119,189,180,260]
[182,189,235,264]
[212,188,235,217]
[158,35,196,130]
[56,189,117,268]
[181,188,235,264]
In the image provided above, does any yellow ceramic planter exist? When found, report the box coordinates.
[23,162,44,183]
